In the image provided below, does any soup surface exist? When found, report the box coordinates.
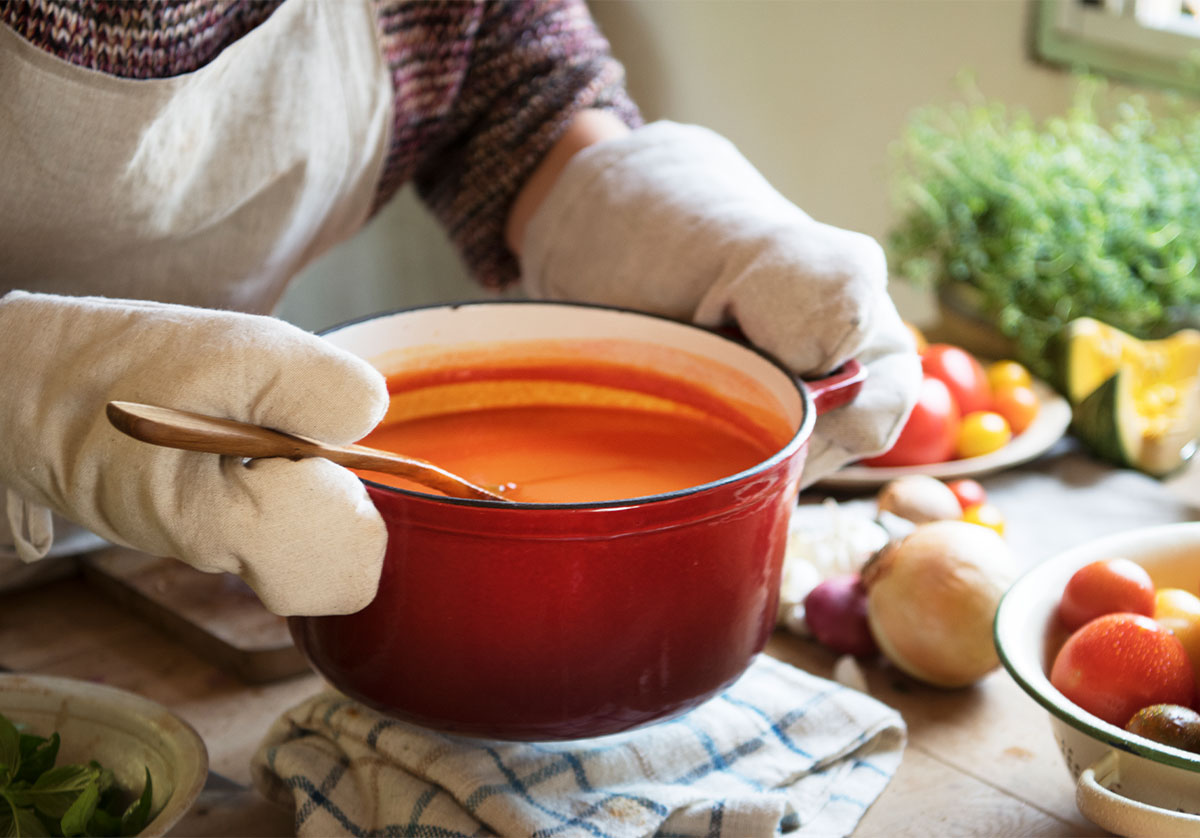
[358,402,779,503]
[350,352,792,501]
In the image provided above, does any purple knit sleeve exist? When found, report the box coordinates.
[370,0,643,289]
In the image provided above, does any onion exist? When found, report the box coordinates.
[862,520,1014,688]
[803,574,878,658]
[876,475,962,524]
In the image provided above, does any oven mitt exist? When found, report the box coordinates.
[251,654,906,837]
[520,121,921,484]
[0,291,388,616]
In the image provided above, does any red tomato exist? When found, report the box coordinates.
[946,478,987,510]
[1050,612,1194,727]
[922,344,992,415]
[862,376,961,467]
[1058,558,1157,632]
[992,384,1040,434]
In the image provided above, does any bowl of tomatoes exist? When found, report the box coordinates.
[995,522,1200,836]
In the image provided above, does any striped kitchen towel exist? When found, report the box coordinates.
[250,654,905,837]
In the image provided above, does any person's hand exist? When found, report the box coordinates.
[517,120,920,484]
[0,291,389,615]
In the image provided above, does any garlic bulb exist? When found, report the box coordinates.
[777,499,888,633]
[862,520,1015,688]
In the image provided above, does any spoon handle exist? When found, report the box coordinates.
[105,401,509,502]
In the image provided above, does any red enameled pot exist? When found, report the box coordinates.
[288,302,863,741]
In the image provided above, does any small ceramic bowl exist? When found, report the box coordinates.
[0,673,208,837]
[995,521,1200,838]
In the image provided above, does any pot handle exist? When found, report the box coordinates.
[802,359,866,417]
[710,324,866,417]
[1076,750,1200,838]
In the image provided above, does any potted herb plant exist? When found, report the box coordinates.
[888,75,1200,382]
[887,77,1200,476]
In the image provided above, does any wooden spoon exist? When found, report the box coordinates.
[105,400,510,502]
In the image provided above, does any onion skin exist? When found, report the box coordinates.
[876,475,962,524]
[863,520,1015,688]
[803,574,878,658]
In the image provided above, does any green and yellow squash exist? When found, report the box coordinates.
[1059,317,1200,477]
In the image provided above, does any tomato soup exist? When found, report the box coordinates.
[355,360,792,503]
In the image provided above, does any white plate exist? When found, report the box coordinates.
[819,378,1072,489]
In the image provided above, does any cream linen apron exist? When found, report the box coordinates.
[0,0,394,582]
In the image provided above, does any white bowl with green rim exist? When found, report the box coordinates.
[0,673,208,837]
[995,521,1200,838]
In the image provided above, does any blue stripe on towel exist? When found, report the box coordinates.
[463,748,613,837]
[707,799,725,838]
[721,688,847,761]
[375,822,477,837]
[828,791,869,810]
[289,771,365,837]
[852,757,891,779]
[406,786,441,829]
[532,746,594,792]
[674,717,767,788]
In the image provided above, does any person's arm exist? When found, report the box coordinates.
[391,0,641,290]
[505,109,630,256]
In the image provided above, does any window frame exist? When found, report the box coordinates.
[1035,0,1200,95]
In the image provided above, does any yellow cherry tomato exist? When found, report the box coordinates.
[956,411,1012,459]
[962,502,1005,536]
[1154,587,1200,694]
[987,360,1033,393]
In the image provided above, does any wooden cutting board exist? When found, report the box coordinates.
[80,546,311,684]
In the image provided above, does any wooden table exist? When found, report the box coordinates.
[7,453,1200,836]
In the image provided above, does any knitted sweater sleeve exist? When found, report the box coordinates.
[370,0,643,289]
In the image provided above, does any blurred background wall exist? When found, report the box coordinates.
[274,0,1079,332]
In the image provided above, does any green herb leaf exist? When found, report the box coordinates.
[14,809,49,838]
[0,800,51,838]
[0,713,21,785]
[118,769,152,838]
[59,781,98,838]
[87,806,121,837]
[14,735,58,787]
[85,764,113,800]
[21,764,100,820]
